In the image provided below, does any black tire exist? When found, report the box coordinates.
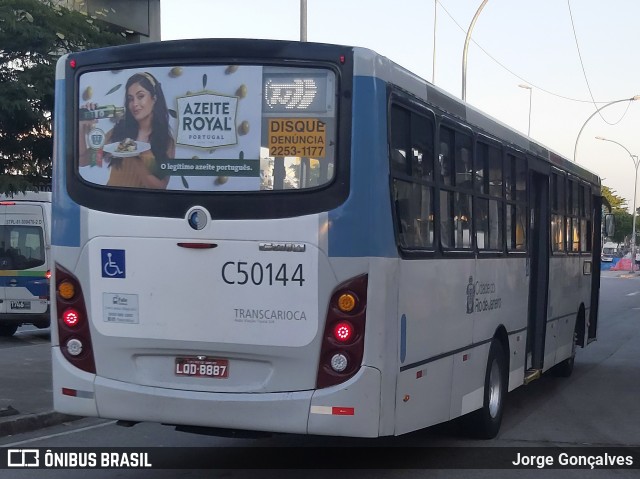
[0,325,18,337]
[466,339,508,439]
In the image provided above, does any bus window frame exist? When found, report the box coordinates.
[437,117,475,256]
[387,92,438,259]
[474,133,506,257]
[504,148,528,255]
[64,41,354,221]
[550,167,567,256]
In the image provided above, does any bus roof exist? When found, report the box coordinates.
[351,46,601,187]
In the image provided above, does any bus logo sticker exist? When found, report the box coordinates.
[466,276,475,314]
[188,209,207,230]
[467,277,502,314]
[102,249,125,278]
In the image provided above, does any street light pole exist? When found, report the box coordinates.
[595,136,639,273]
[462,0,489,101]
[573,95,640,163]
[518,84,532,136]
[300,0,307,42]
[432,0,437,84]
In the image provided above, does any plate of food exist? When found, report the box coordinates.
[103,139,150,157]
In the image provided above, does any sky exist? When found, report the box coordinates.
[160,0,640,212]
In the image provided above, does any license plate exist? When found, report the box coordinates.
[175,357,229,379]
[10,301,31,310]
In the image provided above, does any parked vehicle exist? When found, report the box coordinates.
[601,242,618,262]
[0,192,51,336]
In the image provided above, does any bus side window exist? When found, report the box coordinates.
[389,102,435,251]
[506,154,527,251]
[551,171,566,253]
[439,141,452,186]
[439,125,472,250]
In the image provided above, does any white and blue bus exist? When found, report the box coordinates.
[0,191,51,337]
[51,39,603,439]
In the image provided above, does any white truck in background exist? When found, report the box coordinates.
[601,241,619,262]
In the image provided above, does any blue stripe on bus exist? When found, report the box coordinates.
[328,76,397,258]
[52,77,81,247]
[0,276,49,298]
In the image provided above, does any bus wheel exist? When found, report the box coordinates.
[0,325,18,337]
[466,339,507,439]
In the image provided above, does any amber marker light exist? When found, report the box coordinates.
[337,293,356,313]
[58,280,76,300]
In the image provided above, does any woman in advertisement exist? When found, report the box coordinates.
[79,72,175,189]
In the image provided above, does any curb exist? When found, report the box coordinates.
[0,411,83,438]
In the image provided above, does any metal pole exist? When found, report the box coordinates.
[573,96,640,163]
[462,0,489,101]
[518,84,532,136]
[632,159,639,272]
[527,88,532,136]
[432,0,437,84]
[300,0,307,42]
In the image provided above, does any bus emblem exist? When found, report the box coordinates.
[466,276,475,314]
[259,243,306,252]
[187,209,207,230]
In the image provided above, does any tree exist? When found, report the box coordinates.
[0,0,127,195]
[601,185,628,213]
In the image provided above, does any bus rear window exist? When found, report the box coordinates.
[77,65,337,192]
[0,226,45,270]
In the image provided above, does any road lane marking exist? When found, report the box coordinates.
[626,291,639,296]
[1,420,117,447]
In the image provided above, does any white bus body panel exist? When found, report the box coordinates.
[58,211,343,393]
[394,257,528,435]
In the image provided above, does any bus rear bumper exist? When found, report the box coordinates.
[93,377,313,435]
[53,353,382,437]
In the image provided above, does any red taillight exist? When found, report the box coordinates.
[55,264,95,374]
[316,274,368,389]
[333,321,354,343]
[62,309,80,327]
[69,58,76,68]
[45,270,51,280]
[0,201,16,205]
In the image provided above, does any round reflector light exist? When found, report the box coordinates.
[333,321,354,343]
[66,338,83,356]
[62,309,80,327]
[337,293,356,312]
[58,280,75,300]
[330,353,348,372]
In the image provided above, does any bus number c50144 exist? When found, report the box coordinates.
[221,261,305,286]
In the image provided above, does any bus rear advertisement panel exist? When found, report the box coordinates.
[77,65,336,192]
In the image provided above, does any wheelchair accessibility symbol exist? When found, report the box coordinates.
[101,249,126,278]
